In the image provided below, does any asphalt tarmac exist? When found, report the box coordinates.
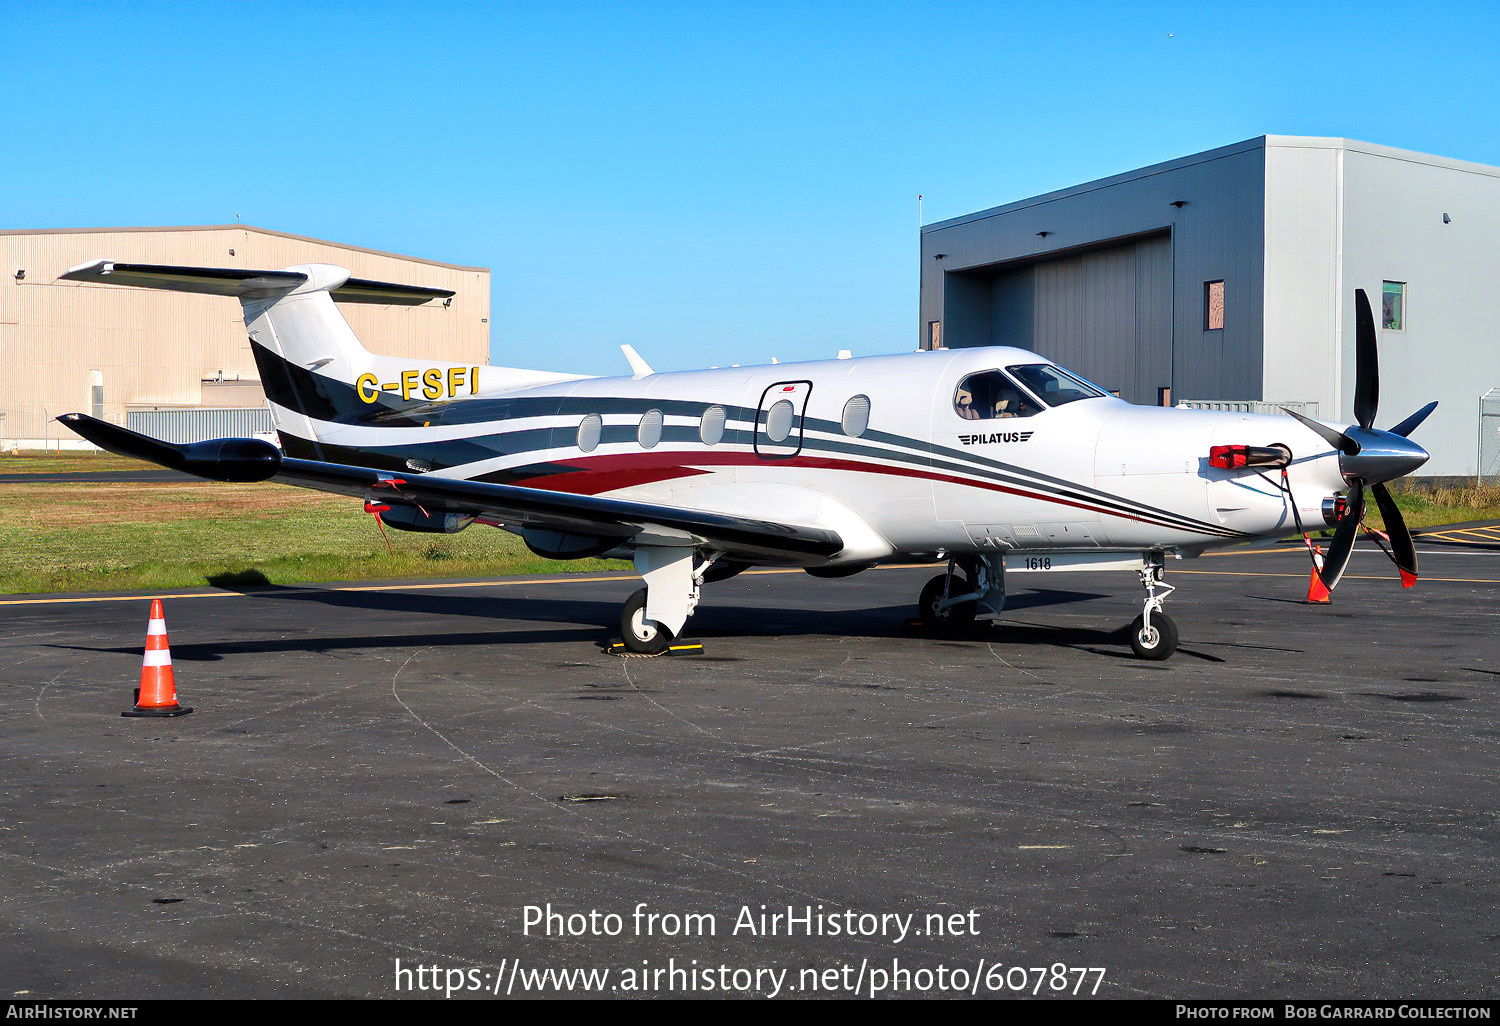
[1,538,1497,999]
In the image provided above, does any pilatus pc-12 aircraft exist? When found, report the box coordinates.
[57,260,1435,660]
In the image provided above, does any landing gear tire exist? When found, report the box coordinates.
[1128,611,1178,660]
[919,574,977,630]
[619,588,673,655]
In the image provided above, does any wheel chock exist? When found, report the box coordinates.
[604,639,705,658]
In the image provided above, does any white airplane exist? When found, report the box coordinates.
[57,260,1435,660]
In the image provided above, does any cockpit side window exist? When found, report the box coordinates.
[954,371,1039,420]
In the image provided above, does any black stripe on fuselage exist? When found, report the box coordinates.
[257,342,1245,538]
[280,418,1244,539]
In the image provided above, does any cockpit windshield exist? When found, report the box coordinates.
[1006,364,1109,407]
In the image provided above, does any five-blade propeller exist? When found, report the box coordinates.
[1285,289,1433,593]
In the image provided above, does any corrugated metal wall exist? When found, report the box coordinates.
[0,226,490,442]
[1031,233,1172,404]
[125,408,275,444]
[920,137,1266,406]
[942,233,1172,405]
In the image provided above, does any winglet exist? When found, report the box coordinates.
[620,345,654,377]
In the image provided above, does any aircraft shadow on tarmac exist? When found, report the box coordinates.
[44,583,1188,661]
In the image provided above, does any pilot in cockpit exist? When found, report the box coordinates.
[955,386,980,419]
[992,383,1023,418]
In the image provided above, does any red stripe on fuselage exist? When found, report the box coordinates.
[515,449,1208,533]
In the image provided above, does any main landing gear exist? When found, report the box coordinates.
[616,546,716,655]
[918,554,1006,629]
[914,550,1181,660]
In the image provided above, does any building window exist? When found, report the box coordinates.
[1204,280,1225,331]
[1382,281,1406,331]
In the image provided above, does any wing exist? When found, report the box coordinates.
[57,414,843,562]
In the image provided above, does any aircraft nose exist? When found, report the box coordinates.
[1339,428,1430,485]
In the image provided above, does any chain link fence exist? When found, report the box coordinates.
[1479,389,1500,485]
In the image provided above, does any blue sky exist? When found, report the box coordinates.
[5,1,1499,375]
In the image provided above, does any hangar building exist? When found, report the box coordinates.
[919,136,1500,477]
[0,225,489,449]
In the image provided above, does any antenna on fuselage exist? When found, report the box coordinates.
[620,344,654,378]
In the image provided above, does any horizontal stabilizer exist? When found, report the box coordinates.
[60,261,454,306]
[332,277,455,305]
[60,261,306,297]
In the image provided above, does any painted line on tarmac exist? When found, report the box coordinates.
[1176,569,1500,584]
[2,560,1496,609]
[0,565,868,608]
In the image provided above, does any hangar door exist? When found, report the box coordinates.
[945,231,1172,406]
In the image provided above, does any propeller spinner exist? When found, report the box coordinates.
[1283,289,1435,592]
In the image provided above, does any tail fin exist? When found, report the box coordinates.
[60,260,581,457]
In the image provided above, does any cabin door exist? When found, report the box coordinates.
[754,380,812,459]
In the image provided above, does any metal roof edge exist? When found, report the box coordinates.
[1263,136,1500,180]
[921,136,1269,234]
[0,224,490,273]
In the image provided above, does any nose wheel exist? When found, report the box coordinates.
[1128,610,1178,660]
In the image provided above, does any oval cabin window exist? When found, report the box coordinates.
[841,395,870,437]
[577,413,602,452]
[700,405,726,445]
[765,399,795,443]
[638,408,664,449]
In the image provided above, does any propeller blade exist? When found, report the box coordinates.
[1319,483,1364,591]
[1353,288,1379,431]
[1284,407,1357,454]
[1389,401,1438,439]
[1370,482,1418,587]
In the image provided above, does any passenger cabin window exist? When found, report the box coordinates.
[764,399,796,442]
[577,413,603,452]
[638,409,663,448]
[699,405,726,445]
[954,371,1038,420]
[1006,364,1108,408]
[841,395,871,437]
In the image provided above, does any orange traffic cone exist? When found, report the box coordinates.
[1306,546,1332,605]
[122,598,193,717]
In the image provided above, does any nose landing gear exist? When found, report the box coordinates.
[1128,555,1178,660]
